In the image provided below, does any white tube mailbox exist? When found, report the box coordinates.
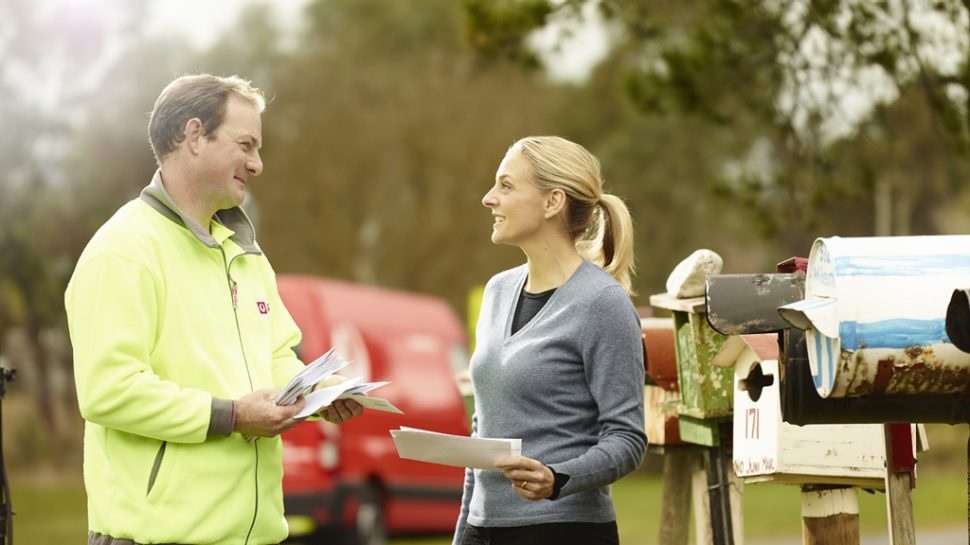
[778,235,970,398]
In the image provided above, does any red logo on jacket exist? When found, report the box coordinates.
[257,301,269,315]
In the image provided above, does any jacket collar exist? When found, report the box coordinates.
[139,169,262,254]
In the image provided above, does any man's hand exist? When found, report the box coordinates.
[496,455,555,501]
[234,388,305,438]
[320,398,363,424]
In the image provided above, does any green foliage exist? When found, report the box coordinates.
[247,0,559,310]
[464,0,556,69]
[3,0,970,424]
[464,0,970,245]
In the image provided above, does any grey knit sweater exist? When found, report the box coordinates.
[454,260,646,543]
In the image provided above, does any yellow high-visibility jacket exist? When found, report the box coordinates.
[66,171,304,545]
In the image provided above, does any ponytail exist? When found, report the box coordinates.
[578,193,636,295]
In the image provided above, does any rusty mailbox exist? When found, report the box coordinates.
[777,235,970,419]
[642,317,685,446]
[706,249,970,426]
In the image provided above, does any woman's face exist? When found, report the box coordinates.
[482,149,547,246]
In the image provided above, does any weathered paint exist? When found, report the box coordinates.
[677,414,722,446]
[833,345,970,397]
[780,329,970,425]
[642,318,688,446]
[672,310,732,419]
[642,318,678,391]
[727,342,886,488]
[644,385,684,446]
[650,293,733,446]
[706,273,805,335]
[780,235,970,398]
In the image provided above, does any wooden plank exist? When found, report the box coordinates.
[658,448,694,545]
[688,438,743,545]
[644,385,684,445]
[883,424,916,545]
[650,292,706,313]
[677,414,720,447]
[729,459,745,545]
[800,487,860,545]
[691,452,714,545]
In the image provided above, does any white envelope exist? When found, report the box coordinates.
[296,377,362,418]
[390,426,521,470]
[346,394,404,414]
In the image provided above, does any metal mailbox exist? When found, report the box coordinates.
[649,293,732,446]
[707,267,970,425]
[713,333,886,488]
[642,317,685,446]
[778,235,970,399]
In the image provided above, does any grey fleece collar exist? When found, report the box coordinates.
[139,170,261,254]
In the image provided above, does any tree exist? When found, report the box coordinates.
[464,0,970,249]
[244,0,562,311]
[0,0,191,460]
[0,0,122,443]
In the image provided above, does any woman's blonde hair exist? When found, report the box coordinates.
[512,136,636,295]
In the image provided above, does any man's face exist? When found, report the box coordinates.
[197,95,263,212]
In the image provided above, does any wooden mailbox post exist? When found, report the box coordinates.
[642,317,691,545]
[649,292,741,545]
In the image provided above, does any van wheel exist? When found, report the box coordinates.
[349,484,385,545]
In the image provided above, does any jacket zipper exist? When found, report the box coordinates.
[221,249,259,544]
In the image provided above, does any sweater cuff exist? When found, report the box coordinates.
[208,398,235,437]
[546,467,571,500]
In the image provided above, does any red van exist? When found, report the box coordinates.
[277,275,471,545]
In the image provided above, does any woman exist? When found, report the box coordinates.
[454,136,646,545]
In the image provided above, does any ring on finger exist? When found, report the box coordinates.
[520,480,527,489]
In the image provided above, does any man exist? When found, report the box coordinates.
[65,74,361,545]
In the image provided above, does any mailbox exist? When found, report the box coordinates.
[649,293,732,446]
[707,266,970,425]
[642,317,685,446]
[713,334,886,487]
[778,235,970,399]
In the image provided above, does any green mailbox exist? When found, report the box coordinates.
[649,293,732,446]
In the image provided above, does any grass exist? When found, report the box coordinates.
[8,472,87,544]
[10,463,965,545]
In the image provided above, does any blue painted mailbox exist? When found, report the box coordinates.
[778,235,970,399]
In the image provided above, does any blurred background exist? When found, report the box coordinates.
[2,0,969,543]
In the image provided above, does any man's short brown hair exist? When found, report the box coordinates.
[148,74,265,163]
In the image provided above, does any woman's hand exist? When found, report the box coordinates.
[495,455,554,501]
